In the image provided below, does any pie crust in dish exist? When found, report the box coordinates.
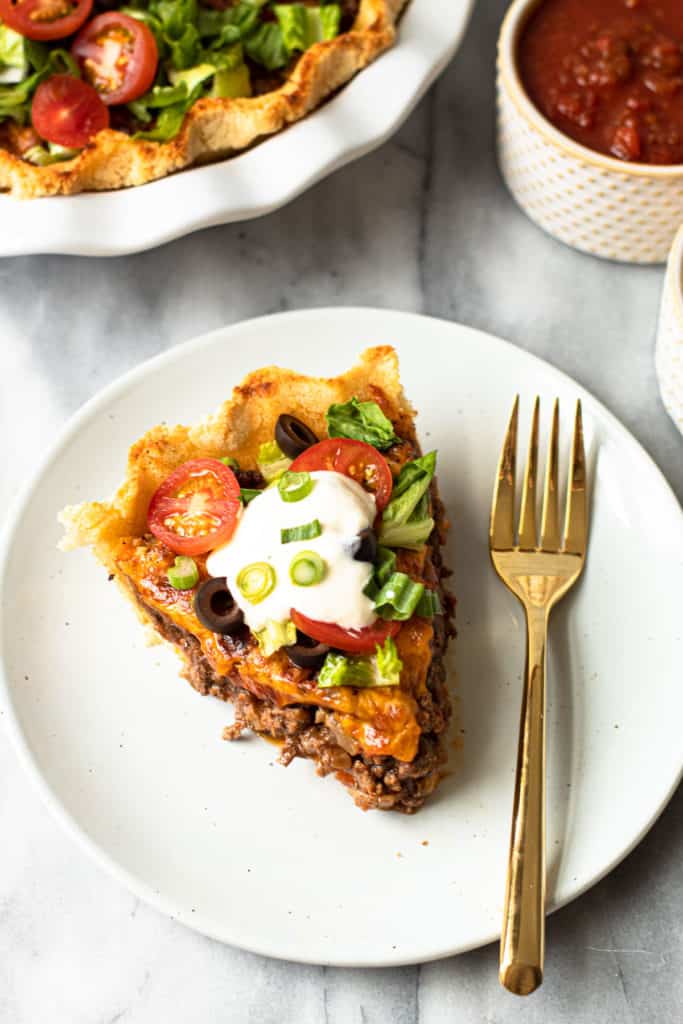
[0,0,407,198]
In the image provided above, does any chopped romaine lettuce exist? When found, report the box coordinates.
[274,4,341,52]
[317,637,403,689]
[379,452,437,550]
[254,619,297,657]
[374,636,403,684]
[243,22,288,70]
[0,47,78,126]
[23,142,81,165]
[325,397,398,450]
[0,25,28,84]
[212,63,251,98]
[257,440,292,483]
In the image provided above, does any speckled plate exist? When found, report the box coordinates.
[0,1,474,258]
[1,309,682,966]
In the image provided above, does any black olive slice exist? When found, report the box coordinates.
[194,577,244,635]
[275,414,319,459]
[354,527,378,564]
[285,631,330,670]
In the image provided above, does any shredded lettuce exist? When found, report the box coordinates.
[273,4,341,52]
[374,636,403,684]
[254,619,297,657]
[243,22,288,70]
[212,63,252,98]
[379,452,437,550]
[0,25,28,84]
[257,440,292,483]
[23,142,80,165]
[326,397,398,450]
[317,637,403,689]
[0,47,78,125]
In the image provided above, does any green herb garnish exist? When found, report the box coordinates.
[236,562,276,604]
[289,550,326,586]
[166,555,199,590]
[278,470,314,503]
[281,519,322,544]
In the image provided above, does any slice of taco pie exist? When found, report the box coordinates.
[60,346,454,812]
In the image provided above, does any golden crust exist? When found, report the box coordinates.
[59,345,414,569]
[1,0,408,198]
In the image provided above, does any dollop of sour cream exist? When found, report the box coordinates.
[206,471,378,633]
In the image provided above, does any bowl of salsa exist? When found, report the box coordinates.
[497,0,683,263]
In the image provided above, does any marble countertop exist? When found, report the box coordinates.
[1,2,682,1021]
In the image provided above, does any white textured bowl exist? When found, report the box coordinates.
[656,224,683,432]
[0,0,474,258]
[497,0,683,264]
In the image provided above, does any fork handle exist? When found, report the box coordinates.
[499,605,547,996]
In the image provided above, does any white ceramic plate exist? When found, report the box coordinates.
[1,309,682,967]
[0,1,474,258]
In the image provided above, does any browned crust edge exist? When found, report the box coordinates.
[0,0,407,198]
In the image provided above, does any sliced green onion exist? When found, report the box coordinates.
[255,619,296,657]
[257,440,292,483]
[278,470,313,503]
[220,456,239,469]
[240,488,262,504]
[290,550,326,587]
[373,572,425,621]
[236,562,276,604]
[167,556,199,591]
[281,519,322,544]
[415,588,442,618]
[374,546,397,586]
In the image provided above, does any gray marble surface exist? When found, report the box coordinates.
[1,2,682,1022]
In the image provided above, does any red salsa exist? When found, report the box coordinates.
[519,0,683,164]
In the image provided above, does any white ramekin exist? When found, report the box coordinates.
[497,0,683,264]
[656,225,683,433]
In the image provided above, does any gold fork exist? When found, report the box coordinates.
[490,397,588,997]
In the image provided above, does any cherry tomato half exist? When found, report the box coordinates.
[31,75,109,148]
[290,609,400,656]
[71,12,158,106]
[147,459,241,557]
[290,439,393,512]
[0,0,92,41]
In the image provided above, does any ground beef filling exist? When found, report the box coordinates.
[132,489,454,814]
[140,591,452,813]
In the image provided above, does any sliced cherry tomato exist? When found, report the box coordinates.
[71,13,158,106]
[290,439,393,512]
[290,609,400,655]
[147,459,241,557]
[31,75,110,148]
[0,0,92,41]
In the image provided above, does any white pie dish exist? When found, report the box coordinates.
[0,0,475,258]
[1,308,682,967]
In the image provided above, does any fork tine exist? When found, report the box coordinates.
[518,397,540,550]
[563,400,587,555]
[540,399,561,551]
[490,396,518,550]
